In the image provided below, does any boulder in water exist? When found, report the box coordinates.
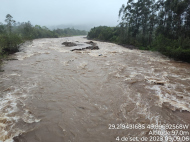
[62,42,77,47]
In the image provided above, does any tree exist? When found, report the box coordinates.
[88,0,190,62]
[5,14,15,34]
[0,23,5,34]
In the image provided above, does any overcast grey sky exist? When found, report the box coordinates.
[0,0,127,27]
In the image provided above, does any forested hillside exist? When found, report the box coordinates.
[88,0,190,62]
[53,28,87,37]
[0,14,87,63]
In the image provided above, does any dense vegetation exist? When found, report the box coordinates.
[0,14,87,65]
[88,0,190,62]
[53,28,87,37]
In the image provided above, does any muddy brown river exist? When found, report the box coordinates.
[0,36,190,142]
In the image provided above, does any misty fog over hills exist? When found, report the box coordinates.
[48,24,99,31]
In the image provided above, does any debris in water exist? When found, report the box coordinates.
[145,77,166,85]
[154,81,165,85]
[78,107,85,110]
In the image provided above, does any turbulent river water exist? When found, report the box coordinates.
[0,36,190,142]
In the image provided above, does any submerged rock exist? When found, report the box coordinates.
[62,42,77,47]
[86,46,99,50]
[71,45,99,51]
[71,40,99,51]
[85,41,95,45]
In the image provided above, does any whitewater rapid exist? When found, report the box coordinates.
[0,36,189,142]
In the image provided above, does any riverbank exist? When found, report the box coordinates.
[87,26,190,63]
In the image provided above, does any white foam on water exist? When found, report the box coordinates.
[0,79,40,141]
[22,109,41,123]
[78,62,88,69]
[88,52,100,57]
[49,46,69,53]
[8,73,21,77]
[105,61,110,66]
[120,92,173,141]
[148,85,190,112]
[0,91,23,141]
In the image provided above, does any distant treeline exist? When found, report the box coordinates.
[53,28,87,37]
[88,0,190,63]
[0,14,87,61]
